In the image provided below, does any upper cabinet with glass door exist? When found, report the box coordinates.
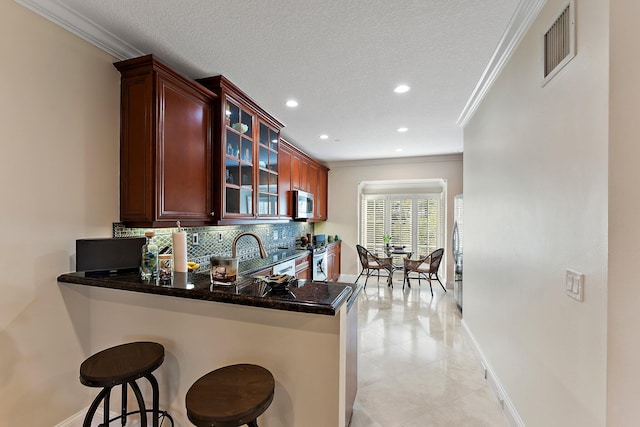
[197,75,285,224]
[258,122,279,216]
[224,98,254,216]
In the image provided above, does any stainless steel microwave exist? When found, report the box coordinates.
[293,190,314,220]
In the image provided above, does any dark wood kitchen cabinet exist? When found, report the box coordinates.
[278,139,293,218]
[197,76,284,224]
[253,266,273,277]
[114,55,216,227]
[295,253,312,280]
[292,150,309,192]
[316,165,329,221]
[326,241,341,282]
[278,139,329,221]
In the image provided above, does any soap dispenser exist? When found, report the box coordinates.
[140,231,158,280]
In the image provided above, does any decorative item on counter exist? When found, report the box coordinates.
[334,235,339,242]
[158,254,172,282]
[187,262,200,272]
[260,274,296,290]
[173,221,188,273]
[140,231,158,280]
[255,274,297,297]
[328,235,334,243]
[210,256,238,285]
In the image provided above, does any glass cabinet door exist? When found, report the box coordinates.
[224,98,254,215]
[257,122,279,216]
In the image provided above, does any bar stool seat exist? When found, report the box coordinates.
[79,341,172,427]
[185,364,275,427]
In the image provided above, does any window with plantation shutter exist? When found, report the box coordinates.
[362,196,386,252]
[390,197,413,250]
[360,187,444,259]
[417,197,442,256]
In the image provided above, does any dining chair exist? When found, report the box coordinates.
[355,245,394,287]
[402,248,446,295]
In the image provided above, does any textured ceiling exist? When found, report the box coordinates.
[27,0,518,162]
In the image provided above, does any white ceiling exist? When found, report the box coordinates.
[18,0,519,162]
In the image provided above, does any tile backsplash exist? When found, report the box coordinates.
[113,222,314,266]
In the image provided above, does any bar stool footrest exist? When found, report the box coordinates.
[100,409,175,427]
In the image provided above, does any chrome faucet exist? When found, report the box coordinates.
[231,232,268,259]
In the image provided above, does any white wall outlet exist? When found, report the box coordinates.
[566,269,584,301]
[273,230,278,240]
[192,233,199,246]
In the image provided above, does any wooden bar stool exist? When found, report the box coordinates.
[185,364,275,427]
[79,341,173,427]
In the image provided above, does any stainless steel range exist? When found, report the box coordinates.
[312,246,328,282]
[310,234,328,282]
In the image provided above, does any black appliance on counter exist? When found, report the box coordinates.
[76,237,146,275]
[312,234,326,246]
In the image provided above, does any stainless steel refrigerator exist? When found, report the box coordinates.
[452,194,463,312]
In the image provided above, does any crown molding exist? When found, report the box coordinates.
[16,0,546,128]
[14,0,143,60]
[457,0,547,128]
[327,153,463,169]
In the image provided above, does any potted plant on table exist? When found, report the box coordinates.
[383,235,392,251]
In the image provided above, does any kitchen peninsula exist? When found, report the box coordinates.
[58,265,361,427]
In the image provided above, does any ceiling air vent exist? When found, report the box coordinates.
[542,0,575,86]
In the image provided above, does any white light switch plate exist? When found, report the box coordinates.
[566,269,584,301]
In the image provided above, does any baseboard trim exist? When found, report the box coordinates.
[55,408,140,427]
[461,319,525,427]
[337,273,358,283]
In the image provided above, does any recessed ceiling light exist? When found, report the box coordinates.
[395,148,403,152]
[285,99,298,107]
[394,84,410,94]
[320,134,329,140]
[397,127,408,132]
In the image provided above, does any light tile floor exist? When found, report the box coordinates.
[349,275,509,427]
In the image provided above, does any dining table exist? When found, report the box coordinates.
[383,247,413,285]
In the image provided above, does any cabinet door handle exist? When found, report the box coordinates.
[210,212,215,217]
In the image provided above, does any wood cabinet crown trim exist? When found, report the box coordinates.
[197,75,283,130]
[115,54,217,101]
[280,138,329,171]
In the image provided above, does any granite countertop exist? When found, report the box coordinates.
[57,245,360,316]
[237,248,309,275]
[57,271,353,315]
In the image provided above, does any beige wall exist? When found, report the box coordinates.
[464,0,608,425]
[0,1,120,425]
[608,1,640,424]
[82,287,347,426]
[317,154,463,283]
